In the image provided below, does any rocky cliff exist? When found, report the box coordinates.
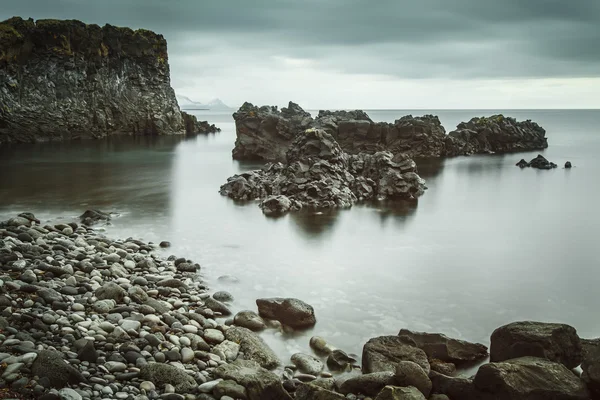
[231,102,548,161]
[0,17,189,143]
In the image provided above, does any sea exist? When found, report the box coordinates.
[1,109,598,372]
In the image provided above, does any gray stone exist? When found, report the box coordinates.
[338,371,396,396]
[234,310,266,331]
[58,388,83,400]
[214,359,292,400]
[398,329,488,365]
[256,297,316,328]
[225,327,279,369]
[375,385,426,400]
[139,363,196,392]
[31,350,86,388]
[362,335,430,373]
[394,361,431,397]
[291,353,324,375]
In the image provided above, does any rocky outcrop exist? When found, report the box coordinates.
[362,336,430,374]
[490,321,582,368]
[181,111,220,135]
[0,17,215,143]
[220,128,426,214]
[231,102,548,161]
[256,297,316,329]
[516,154,558,169]
[232,101,313,161]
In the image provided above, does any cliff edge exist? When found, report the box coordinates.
[0,17,186,143]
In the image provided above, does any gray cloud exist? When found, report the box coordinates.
[2,1,599,107]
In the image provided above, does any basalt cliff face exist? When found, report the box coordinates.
[0,17,188,143]
[231,102,548,161]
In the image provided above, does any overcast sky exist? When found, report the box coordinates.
[2,0,600,109]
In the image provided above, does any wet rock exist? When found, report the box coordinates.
[473,356,589,400]
[516,159,530,168]
[261,195,294,215]
[139,363,196,392]
[213,379,247,399]
[214,359,292,400]
[256,297,316,328]
[31,350,86,388]
[225,327,279,369]
[565,161,572,168]
[310,336,335,355]
[291,353,324,375]
[398,329,488,365]
[79,210,112,226]
[394,361,431,397]
[204,296,232,316]
[582,338,600,397]
[375,385,426,400]
[338,371,396,396]
[159,241,171,248]
[213,291,234,302]
[362,336,430,374]
[490,321,582,368]
[233,310,266,331]
[327,349,356,371]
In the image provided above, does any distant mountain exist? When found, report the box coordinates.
[176,95,232,110]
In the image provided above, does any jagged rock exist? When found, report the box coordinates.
[338,371,396,396]
[256,297,316,328]
[181,111,220,135]
[224,326,279,369]
[581,338,600,397]
[473,357,589,400]
[31,350,87,388]
[220,129,426,213]
[362,335,430,374]
[490,321,582,368]
[0,17,186,144]
[374,385,426,400]
[447,115,548,155]
[327,349,356,372]
[516,159,530,168]
[398,329,488,365]
[529,154,557,169]
[295,382,346,400]
[232,101,314,161]
[204,296,232,316]
[231,103,548,161]
[79,210,111,226]
[139,363,196,392]
[214,359,292,400]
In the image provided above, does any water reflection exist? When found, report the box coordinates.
[289,208,344,239]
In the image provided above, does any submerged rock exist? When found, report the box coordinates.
[490,321,582,368]
[79,209,111,226]
[256,297,316,328]
[565,161,572,168]
[516,154,558,169]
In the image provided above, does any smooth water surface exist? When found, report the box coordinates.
[1,109,599,368]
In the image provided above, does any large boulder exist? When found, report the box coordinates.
[398,329,488,365]
[139,363,196,392]
[291,353,325,375]
[214,359,292,400]
[473,357,589,400]
[225,326,280,369]
[362,336,430,374]
[581,338,600,397]
[490,321,582,368]
[256,297,316,329]
[394,361,432,397]
[233,310,266,331]
[31,350,87,388]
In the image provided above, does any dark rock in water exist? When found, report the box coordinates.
[447,115,548,155]
[516,159,530,168]
[528,154,557,169]
[473,357,589,400]
[79,210,111,226]
[220,129,426,214]
[232,101,314,161]
[375,386,426,400]
[139,363,196,392]
[30,350,86,388]
[204,296,232,315]
[159,241,171,248]
[231,102,548,161]
[224,326,279,369]
[326,349,356,372]
[233,310,266,331]
[214,359,292,400]
[565,161,572,168]
[362,335,430,374]
[397,329,488,366]
[182,111,220,135]
[256,297,316,328]
[490,321,582,369]
[394,361,432,397]
[0,17,187,144]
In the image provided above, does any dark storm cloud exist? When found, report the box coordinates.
[2,0,599,79]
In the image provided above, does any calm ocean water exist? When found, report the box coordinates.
[1,109,598,371]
